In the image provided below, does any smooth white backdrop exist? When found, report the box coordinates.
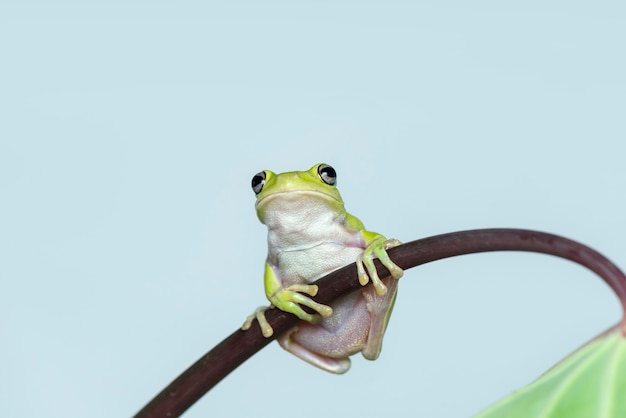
[1,1,625,417]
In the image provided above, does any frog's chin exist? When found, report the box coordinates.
[256,190,342,211]
[256,191,345,226]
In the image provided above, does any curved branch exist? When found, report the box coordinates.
[134,228,626,417]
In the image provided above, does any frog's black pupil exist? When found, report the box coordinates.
[252,172,266,193]
[318,165,337,185]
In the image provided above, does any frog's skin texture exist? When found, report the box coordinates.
[242,163,403,374]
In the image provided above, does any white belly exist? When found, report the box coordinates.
[261,195,365,287]
[276,243,364,286]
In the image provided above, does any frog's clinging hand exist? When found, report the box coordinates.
[241,163,403,374]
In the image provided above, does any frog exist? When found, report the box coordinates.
[241,163,404,374]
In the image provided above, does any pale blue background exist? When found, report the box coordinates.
[1,1,625,417]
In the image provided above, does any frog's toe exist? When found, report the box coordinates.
[316,304,333,318]
[373,280,388,296]
[241,315,254,331]
[242,306,275,338]
[375,238,404,280]
[384,238,402,249]
[285,283,319,297]
[363,256,388,295]
[290,292,333,318]
[356,256,370,286]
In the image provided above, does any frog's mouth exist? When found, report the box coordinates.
[256,190,343,210]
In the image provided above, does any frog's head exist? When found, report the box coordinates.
[251,163,344,222]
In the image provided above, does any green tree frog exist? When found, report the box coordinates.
[242,163,403,374]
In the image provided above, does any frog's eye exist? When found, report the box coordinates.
[317,164,337,186]
[251,171,266,194]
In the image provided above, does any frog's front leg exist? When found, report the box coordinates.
[357,232,404,296]
[242,262,333,338]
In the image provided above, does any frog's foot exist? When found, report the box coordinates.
[242,305,275,338]
[277,326,351,374]
[270,283,333,323]
[357,238,404,296]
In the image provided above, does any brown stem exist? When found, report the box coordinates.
[134,228,626,418]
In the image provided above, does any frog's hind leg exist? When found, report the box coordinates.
[361,276,398,360]
[277,326,351,374]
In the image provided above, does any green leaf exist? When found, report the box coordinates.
[474,326,626,418]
